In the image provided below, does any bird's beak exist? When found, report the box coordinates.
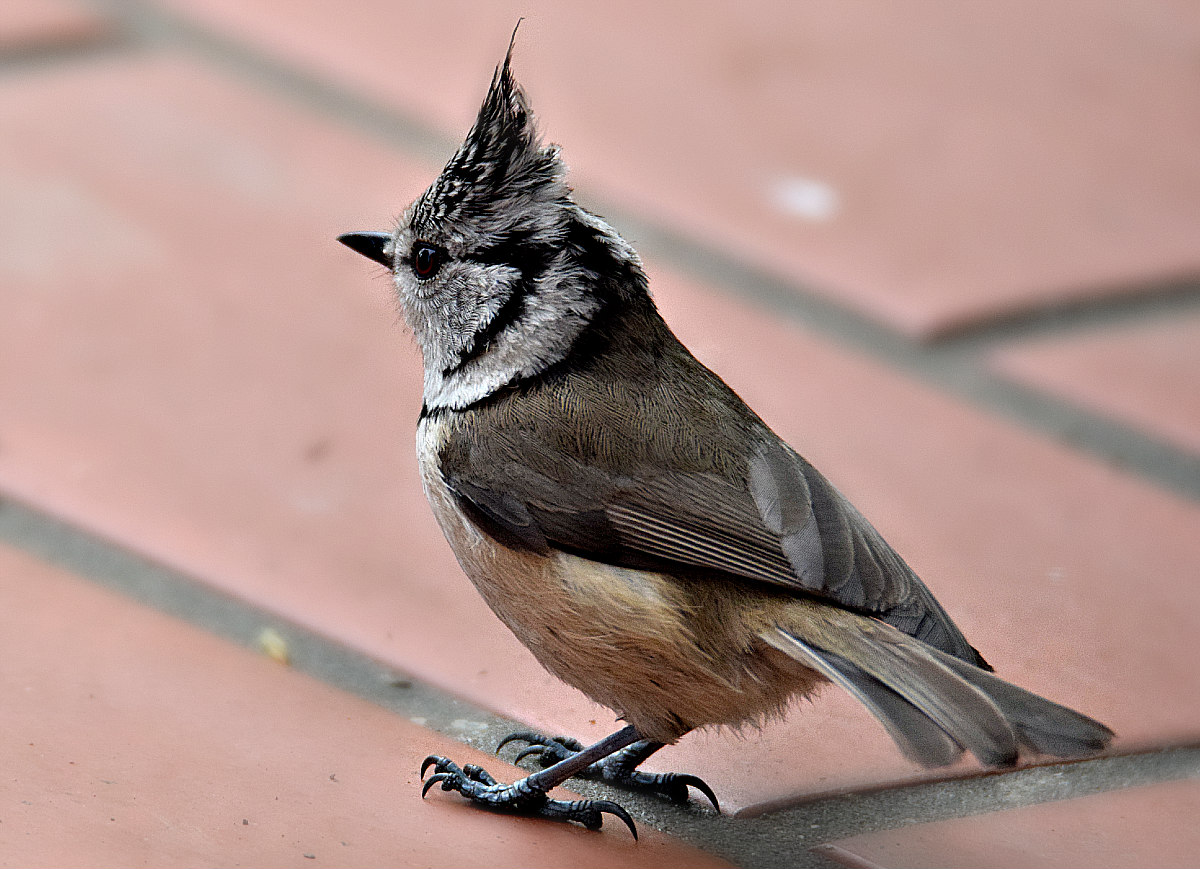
[337,231,394,268]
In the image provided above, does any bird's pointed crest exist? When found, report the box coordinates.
[411,22,566,232]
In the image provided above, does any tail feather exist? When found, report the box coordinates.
[934,652,1114,757]
[765,622,1113,768]
[764,631,963,767]
[852,632,1020,767]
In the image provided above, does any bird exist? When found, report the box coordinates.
[337,32,1114,838]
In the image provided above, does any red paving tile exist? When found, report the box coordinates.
[991,315,1200,456]
[0,0,109,52]
[815,778,1200,869]
[2,55,1199,816]
[154,0,1200,336]
[0,543,730,867]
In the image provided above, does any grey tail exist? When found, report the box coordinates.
[763,626,1114,768]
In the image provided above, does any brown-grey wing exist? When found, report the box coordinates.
[442,425,982,664]
[746,440,985,664]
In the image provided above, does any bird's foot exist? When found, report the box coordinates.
[497,731,720,811]
[420,755,638,838]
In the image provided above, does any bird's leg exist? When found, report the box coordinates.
[421,724,643,837]
[497,731,719,811]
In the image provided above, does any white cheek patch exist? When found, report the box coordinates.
[421,291,598,411]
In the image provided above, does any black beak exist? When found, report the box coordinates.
[337,231,394,268]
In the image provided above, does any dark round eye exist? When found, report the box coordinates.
[411,242,443,279]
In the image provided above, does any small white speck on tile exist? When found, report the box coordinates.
[767,175,841,222]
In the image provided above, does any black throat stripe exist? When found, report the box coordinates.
[440,231,558,378]
[442,283,529,378]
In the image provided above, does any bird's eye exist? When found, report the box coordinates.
[411,242,443,279]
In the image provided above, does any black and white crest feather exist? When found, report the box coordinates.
[414,38,560,230]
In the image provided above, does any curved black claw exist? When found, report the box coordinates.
[496,732,720,812]
[421,772,451,797]
[626,771,720,812]
[419,754,638,839]
[539,796,637,838]
[497,731,583,756]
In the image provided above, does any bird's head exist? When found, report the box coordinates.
[339,31,646,411]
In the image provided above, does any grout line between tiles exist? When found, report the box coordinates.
[924,275,1200,348]
[0,23,130,73]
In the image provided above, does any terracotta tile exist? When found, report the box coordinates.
[0,0,108,52]
[0,543,729,866]
[2,56,1199,817]
[991,315,1200,455]
[815,778,1200,869]
[154,0,1200,336]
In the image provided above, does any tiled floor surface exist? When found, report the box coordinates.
[2,2,1198,867]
